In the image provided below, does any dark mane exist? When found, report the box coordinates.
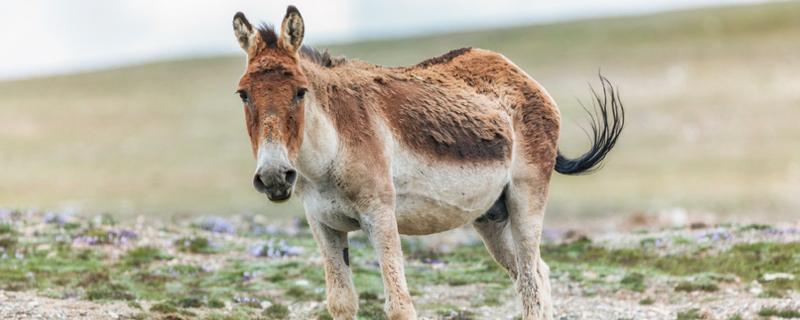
[415,47,472,68]
[257,24,345,68]
[257,24,279,48]
[300,46,346,68]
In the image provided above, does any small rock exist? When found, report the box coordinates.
[581,271,598,280]
[294,279,310,287]
[748,280,763,295]
[762,272,795,281]
[690,222,708,229]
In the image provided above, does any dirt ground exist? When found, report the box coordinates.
[2,270,799,320]
[1,210,799,319]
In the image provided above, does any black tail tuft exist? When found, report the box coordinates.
[555,74,625,175]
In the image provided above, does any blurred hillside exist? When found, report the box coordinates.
[1,2,798,222]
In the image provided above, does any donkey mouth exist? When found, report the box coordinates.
[266,190,292,202]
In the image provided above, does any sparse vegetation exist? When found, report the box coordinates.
[621,272,647,292]
[150,301,179,313]
[541,239,800,293]
[2,2,799,220]
[359,302,385,320]
[0,210,797,318]
[86,281,135,301]
[123,246,169,267]
[174,236,216,254]
[0,224,15,234]
[674,280,719,293]
[264,303,289,319]
[676,308,702,320]
[757,307,800,318]
[436,308,477,320]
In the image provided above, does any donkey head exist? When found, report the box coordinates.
[233,6,307,202]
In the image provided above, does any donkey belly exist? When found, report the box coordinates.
[392,155,511,235]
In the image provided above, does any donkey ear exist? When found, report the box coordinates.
[279,5,304,53]
[233,12,259,55]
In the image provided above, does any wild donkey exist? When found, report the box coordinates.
[232,6,623,320]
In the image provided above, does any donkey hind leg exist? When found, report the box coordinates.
[506,171,554,320]
[306,215,358,320]
[473,191,518,280]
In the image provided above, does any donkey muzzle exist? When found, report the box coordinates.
[253,167,297,202]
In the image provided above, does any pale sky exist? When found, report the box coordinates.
[0,0,763,80]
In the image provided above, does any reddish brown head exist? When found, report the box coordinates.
[233,6,308,202]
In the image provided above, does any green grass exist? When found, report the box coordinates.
[0,2,798,220]
[263,303,290,319]
[149,301,179,313]
[174,236,217,254]
[620,272,647,292]
[674,280,719,293]
[0,224,15,234]
[435,308,477,320]
[0,212,798,318]
[542,238,800,294]
[122,246,169,267]
[757,307,800,318]
[0,216,510,317]
[676,308,702,320]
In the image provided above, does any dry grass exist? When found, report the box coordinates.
[1,2,798,221]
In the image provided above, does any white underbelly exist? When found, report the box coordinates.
[392,151,511,235]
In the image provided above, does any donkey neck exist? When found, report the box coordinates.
[294,63,340,182]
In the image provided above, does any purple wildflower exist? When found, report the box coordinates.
[422,258,445,268]
[44,211,72,226]
[0,209,11,223]
[116,229,138,242]
[762,228,784,237]
[542,228,565,243]
[248,239,303,258]
[196,217,236,235]
[242,271,255,282]
[73,229,138,246]
[233,295,261,306]
[696,228,731,242]
[248,223,279,236]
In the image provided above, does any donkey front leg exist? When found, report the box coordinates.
[306,215,359,320]
[360,208,417,320]
[506,176,554,320]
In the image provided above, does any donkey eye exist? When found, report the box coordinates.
[237,90,249,103]
[296,88,307,100]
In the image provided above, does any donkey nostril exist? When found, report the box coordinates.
[253,174,268,192]
[284,169,297,184]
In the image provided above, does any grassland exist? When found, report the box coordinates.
[1,210,799,319]
[1,2,799,222]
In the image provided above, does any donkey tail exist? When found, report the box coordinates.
[555,74,625,175]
